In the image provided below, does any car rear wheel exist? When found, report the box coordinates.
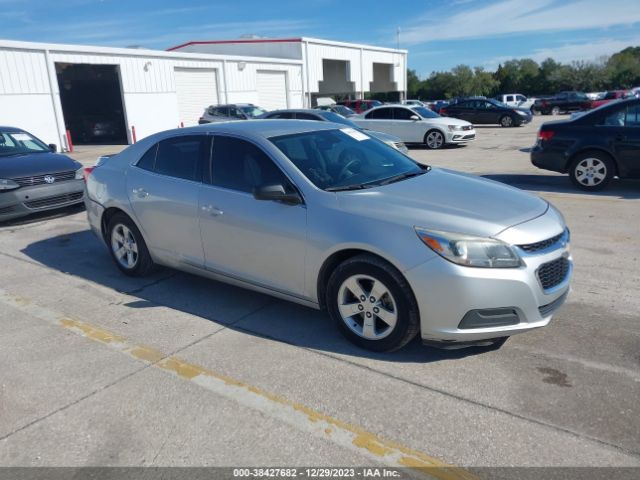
[326,254,420,352]
[107,213,154,276]
[551,106,561,115]
[500,115,514,127]
[569,152,614,191]
[424,129,445,149]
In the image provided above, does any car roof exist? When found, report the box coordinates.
[208,103,256,108]
[0,126,25,132]
[265,109,323,115]
[178,119,340,139]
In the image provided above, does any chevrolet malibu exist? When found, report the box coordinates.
[85,121,572,352]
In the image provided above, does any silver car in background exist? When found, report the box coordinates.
[85,120,572,352]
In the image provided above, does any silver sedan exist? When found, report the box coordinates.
[85,120,572,352]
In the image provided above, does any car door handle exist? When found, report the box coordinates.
[201,204,224,216]
[132,188,148,198]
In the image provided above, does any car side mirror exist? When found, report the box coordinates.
[410,115,420,121]
[253,183,302,205]
[48,144,57,152]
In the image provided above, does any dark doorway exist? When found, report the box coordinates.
[56,63,128,145]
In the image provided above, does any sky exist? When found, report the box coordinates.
[1,0,639,78]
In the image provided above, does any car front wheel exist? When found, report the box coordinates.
[569,152,614,191]
[424,129,445,149]
[326,254,420,352]
[107,212,155,276]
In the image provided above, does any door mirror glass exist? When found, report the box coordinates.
[253,183,302,205]
[48,143,57,152]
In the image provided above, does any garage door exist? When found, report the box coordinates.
[174,68,218,127]
[256,71,288,111]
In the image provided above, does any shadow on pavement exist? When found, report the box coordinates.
[483,173,640,199]
[21,229,499,363]
[0,204,85,228]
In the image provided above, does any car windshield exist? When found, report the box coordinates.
[241,106,267,118]
[370,100,383,107]
[334,105,355,116]
[0,131,49,157]
[411,107,439,118]
[269,128,426,191]
[316,111,359,128]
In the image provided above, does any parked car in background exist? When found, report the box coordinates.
[533,92,591,115]
[441,98,532,127]
[336,99,382,114]
[86,120,571,352]
[431,100,450,114]
[495,93,536,112]
[531,98,640,191]
[0,127,84,222]
[198,103,267,124]
[590,90,634,109]
[259,109,408,153]
[402,100,427,107]
[315,104,357,117]
[352,104,475,149]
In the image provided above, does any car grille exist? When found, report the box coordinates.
[538,291,569,317]
[461,134,475,140]
[12,171,76,187]
[519,230,567,253]
[24,192,83,209]
[537,257,570,290]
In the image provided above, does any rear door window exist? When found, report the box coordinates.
[154,135,207,181]
[366,108,393,119]
[296,113,322,120]
[392,108,416,120]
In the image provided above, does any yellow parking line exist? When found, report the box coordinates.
[0,289,477,480]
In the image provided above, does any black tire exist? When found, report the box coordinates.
[326,254,420,352]
[424,129,445,149]
[568,151,615,191]
[500,115,515,127]
[531,107,540,116]
[106,212,155,276]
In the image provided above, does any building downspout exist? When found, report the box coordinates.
[221,59,229,103]
[304,40,311,107]
[359,47,364,100]
[43,49,66,151]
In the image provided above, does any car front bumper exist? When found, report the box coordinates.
[0,180,85,222]
[405,223,572,346]
[446,129,476,144]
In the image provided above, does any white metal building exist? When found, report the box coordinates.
[0,37,406,149]
[169,37,408,108]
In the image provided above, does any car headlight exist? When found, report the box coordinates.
[415,227,522,268]
[447,125,463,131]
[515,110,527,116]
[0,179,20,191]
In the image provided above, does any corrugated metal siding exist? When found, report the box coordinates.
[0,49,50,94]
[306,43,361,93]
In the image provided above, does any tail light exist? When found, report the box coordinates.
[538,130,555,141]
[440,108,448,116]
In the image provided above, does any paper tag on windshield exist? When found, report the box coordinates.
[12,133,31,141]
[340,128,370,141]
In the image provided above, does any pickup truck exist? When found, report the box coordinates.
[495,93,535,111]
[534,91,591,115]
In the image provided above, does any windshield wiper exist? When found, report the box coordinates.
[325,183,374,192]
[377,170,426,186]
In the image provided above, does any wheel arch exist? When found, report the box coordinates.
[316,248,412,311]
[567,148,619,175]
[101,207,145,244]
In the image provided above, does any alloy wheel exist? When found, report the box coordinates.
[426,131,444,149]
[337,274,397,340]
[111,223,139,269]
[501,116,513,127]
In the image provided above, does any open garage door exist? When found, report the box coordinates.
[315,59,356,106]
[256,71,288,111]
[56,63,127,145]
[175,68,219,127]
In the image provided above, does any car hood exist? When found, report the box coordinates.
[336,168,548,237]
[0,152,82,179]
[420,116,471,127]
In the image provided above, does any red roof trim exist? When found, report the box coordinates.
[167,38,302,51]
